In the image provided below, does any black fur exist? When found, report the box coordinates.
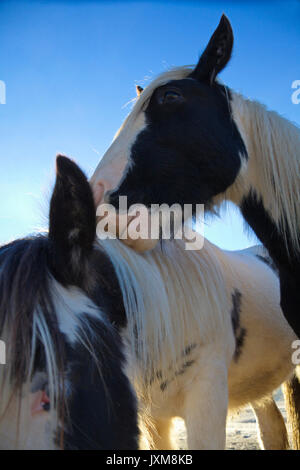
[156,349,197,392]
[182,343,197,357]
[160,380,169,392]
[256,254,278,274]
[62,315,138,450]
[231,289,246,361]
[175,360,196,377]
[0,156,139,450]
[241,190,300,338]
[109,16,246,211]
[159,358,196,392]
[190,14,233,84]
[49,155,96,289]
[0,237,64,392]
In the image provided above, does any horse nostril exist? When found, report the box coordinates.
[92,179,113,207]
[104,190,113,204]
[92,182,104,206]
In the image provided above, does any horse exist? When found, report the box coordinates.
[106,233,300,449]
[0,156,139,450]
[89,15,300,339]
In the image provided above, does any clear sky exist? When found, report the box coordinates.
[0,0,299,249]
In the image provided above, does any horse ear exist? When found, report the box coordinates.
[136,85,144,97]
[190,14,233,84]
[49,155,96,284]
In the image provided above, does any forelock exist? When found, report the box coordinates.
[115,66,194,137]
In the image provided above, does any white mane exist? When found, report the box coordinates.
[230,93,300,252]
[99,238,231,391]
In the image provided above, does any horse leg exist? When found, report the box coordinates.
[183,357,228,450]
[146,417,176,450]
[282,372,300,450]
[251,396,289,450]
[138,414,175,450]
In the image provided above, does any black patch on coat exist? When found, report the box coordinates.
[159,359,196,391]
[160,380,169,392]
[175,360,196,376]
[108,18,246,212]
[256,254,278,274]
[62,315,138,450]
[231,289,246,361]
[241,190,300,338]
[149,369,163,386]
[182,343,197,357]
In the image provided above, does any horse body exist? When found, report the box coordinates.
[106,236,298,449]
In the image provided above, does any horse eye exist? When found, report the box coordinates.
[158,90,183,105]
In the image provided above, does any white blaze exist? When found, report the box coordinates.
[90,111,147,206]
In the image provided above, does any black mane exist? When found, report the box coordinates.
[0,234,138,449]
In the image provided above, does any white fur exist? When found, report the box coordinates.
[91,110,147,203]
[252,397,289,450]
[0,280,106,450]
[52,280,106,345]
[101,238,297,450]
[0,387,56,450]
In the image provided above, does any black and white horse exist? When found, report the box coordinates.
[0,156,139,449]
[90,15,300,338]
[114,236,300,450]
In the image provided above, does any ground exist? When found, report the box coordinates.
[174,389,287,450]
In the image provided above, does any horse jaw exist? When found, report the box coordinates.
[95,206,159,253]
[120,235,159,253]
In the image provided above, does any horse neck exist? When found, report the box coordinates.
[103,238,231,386]
[228,91,300,252]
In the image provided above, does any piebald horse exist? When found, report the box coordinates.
[112,237,300,450]
[0,157,139,449]
[90,15,300,339]
[2,157,299,449]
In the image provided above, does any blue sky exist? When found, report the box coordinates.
[0,0,299,249]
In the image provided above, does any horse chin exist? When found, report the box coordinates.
[120,210,160,252]
[120,237,159,253]
[96,209,159,252]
